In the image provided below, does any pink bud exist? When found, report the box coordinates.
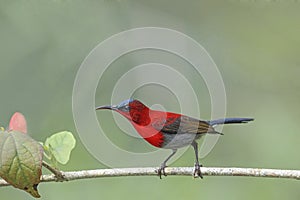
[9,112,27,134]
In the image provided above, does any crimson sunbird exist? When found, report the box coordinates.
[96,99,253,178]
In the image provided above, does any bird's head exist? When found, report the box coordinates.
[96,99,150,124]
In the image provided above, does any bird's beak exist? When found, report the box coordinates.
[95,105,117,110]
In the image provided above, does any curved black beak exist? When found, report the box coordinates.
[95,105,117,110]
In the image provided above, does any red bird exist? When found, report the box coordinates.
[96,99,253,178]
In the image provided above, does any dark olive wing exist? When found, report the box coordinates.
[152,115,213,135]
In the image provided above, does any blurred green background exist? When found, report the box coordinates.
[1,0,300,199]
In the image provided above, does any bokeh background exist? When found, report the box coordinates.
[1,1,300,199]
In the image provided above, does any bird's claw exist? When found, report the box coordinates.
[156,165,167,179]
[193,164,203,179]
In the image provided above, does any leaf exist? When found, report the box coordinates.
[9,112,27,134]
[0,130,43,198]
[44,131,76,165]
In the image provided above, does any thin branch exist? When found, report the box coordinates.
[42,161,65,182]
[1,167,300,187]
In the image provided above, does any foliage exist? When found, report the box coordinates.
[44,131,76,166]
[0,113,76,198]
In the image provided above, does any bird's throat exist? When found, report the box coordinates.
[130,110,151,126]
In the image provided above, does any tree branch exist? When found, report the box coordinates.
[1,167,300,187]
[42,161,66,182]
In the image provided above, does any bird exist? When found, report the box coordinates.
[96,99,253,178]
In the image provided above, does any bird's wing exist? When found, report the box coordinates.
[152,115,211,135]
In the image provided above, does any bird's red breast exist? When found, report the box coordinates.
[131,124,164,148]
[127,109,182,148]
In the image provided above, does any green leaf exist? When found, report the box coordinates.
[44,131,76,165]
[0,130,43,198]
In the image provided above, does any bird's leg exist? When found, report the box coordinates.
[156,149,177,179]
[191,141,203,179]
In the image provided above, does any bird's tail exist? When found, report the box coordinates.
[209,118,254,126]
